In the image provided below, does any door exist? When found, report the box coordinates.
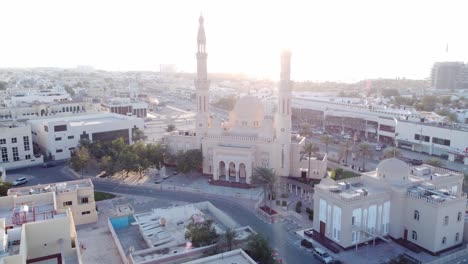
[301,170,307,179]
[320,221,326,236]
[404,229,408,240]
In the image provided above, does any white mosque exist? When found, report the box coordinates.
[163,16,327,184]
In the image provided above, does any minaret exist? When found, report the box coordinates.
[195,15,210,147]
[276,50,292,176]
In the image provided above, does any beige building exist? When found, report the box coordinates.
[163,16,326,184]
[7,179,98,226]
[313,158,466,255]
[0,186,84,263]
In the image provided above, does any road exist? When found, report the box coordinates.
[6,164,320,264]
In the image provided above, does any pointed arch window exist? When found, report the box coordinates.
[414,210,419,221]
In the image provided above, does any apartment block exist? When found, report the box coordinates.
[0,122,43,170]
[313,158,466,255]
[8,179,98,226]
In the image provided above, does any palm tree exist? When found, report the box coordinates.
[358,142,373,171]
[320,135,333,154]
[223,228,237,251]
[383,147,400,159]
[340,139,353,164]
[251,167,277,212]
[301,142,320,178]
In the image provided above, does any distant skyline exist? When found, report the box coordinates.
[0,0,467,82]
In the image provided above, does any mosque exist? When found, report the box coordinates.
[163,16,327,184]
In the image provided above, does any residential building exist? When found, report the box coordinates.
[313,158,466,255]
[8,179,98,225]
[163,16,326,183]
[101,98,148,118]
[431,62,468,90]
[26,113,144,160]
[0,122,43,170]
[0,180,94,263]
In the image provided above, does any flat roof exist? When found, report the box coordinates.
[182,249,256,264]
[26,113,136,125]
[8,179,93,196]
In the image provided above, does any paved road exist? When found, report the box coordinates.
[93,180,319,264]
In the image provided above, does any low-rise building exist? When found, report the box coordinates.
[0,122,43,170]
[101,98,148,118]
[313,158,466,255]
[26,113,144,160]
[0,180,96,263]
[8,179,98,225]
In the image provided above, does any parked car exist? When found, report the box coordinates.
[13,177,28,186]
[154,178,164,184]
[343,134,351,139]
[42,162,56,168]
[304,229,314,238]
[375,145,382,151]
[313,247,333,264]
[410,159,423,166]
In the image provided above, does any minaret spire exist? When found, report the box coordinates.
[195,15,210,146]
[197,15,206,54]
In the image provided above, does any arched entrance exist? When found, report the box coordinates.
[228,162,236,181]
[239,163,246,183]
[219,161,226,180]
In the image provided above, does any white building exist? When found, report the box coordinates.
[0,122,43,170]
[4,88,71,107]
[101,98,148,118]
[163,16,326,184]
[27,113,143,160]
[313,158,466,255]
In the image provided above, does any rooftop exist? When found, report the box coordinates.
[26,112,136,125]
[182,249,256,264]
[8,179,93,197]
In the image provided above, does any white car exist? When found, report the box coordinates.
[13,177,28,186]
[375,145,382,151]
[343,134,351,139]
[313,247,333,264]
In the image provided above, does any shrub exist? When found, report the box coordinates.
[281,200,287,207]
[301,239,313,248]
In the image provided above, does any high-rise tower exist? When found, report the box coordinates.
[195,15,210,147]
[276,50,292,176]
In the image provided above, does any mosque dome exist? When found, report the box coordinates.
[376,158,410,182]
[231,96,265,122]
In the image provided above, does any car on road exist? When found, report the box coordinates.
[42,162,56,168]
[342,134,351,140]
[375,145,382,151]
[154,178,164,184]
[162,173,172,179]
[313,247,333,264]
[13,177,28,186]
[409,159,423,166]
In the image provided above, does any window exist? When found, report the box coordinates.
[11,138,17,143]
[56,149,63,153]
[0,139,5,145]
[458,212,462,222]
[442,237,446,244]
[55,137,62,141]
[81,211,91,215]
[444,216,449,225]
[68,135,74,139]
[63,201,72,206]
[1,147,8,162]
[432,137,451,146]
[414,210,419,221]
[456,233,460,242]
[412,231,417,241]
[352,216,355,225]
[54,125,67,132]
[12,147,19,161]
[23,136,30,151]
[44,125,48,132]
[414,134,430,142]
[25,154,31,159]
[81,197,89,204]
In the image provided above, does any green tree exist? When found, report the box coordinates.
[100,155,115,175]
[320,135,333,154]
[223,228,237,251]
[146,144,164,169]
[424,158,444,167]
[69,147,90,176]
[251,167,277,211]
[0,181,13,196]
[339,139,353,164]
[176,149,203,176]
[119,148,139,177]
[383,147,400,159]
[132,128,147,142]
[166,124,176,132]
[358,142,373,171]
[299,123,311,137]
[185,219,219,247]
[133,142,151,177]
[213,95,238,111]
[420,95,438,111]
[301,142,319,178]
[245,234,275,264]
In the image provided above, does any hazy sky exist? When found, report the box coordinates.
[0,0,467,81]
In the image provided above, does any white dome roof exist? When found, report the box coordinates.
[376,158,410,182]
[232,96,264,121]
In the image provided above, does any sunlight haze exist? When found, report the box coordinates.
[0,0,467,81]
